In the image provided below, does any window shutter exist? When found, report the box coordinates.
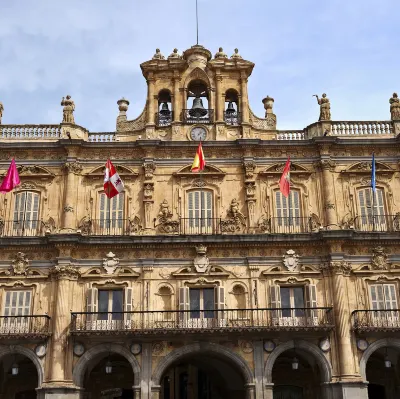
[188,192,194,220]
[292,191,301,219]
[124,287,133,323]
[179,287,189,322]
[305,284,318,321]
[270,285,281,321]
[384,284,397,310]
[215,287,225,310]
[87,288,98,322]
[275,191,283,220]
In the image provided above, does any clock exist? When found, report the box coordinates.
[190,127,207,141]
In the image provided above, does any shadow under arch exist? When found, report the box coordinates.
[264,340,332,384]
[0,345,44,386]
[151,342,254,386]
[73,343,141,387]
[359,337,400,382]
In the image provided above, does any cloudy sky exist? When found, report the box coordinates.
[0,0,399,131]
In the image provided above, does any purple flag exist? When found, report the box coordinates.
[0,159,21,194]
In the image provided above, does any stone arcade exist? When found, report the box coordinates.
[0,45,400,399]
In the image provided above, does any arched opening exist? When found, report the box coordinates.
[366,347,400,399]
[224,89,240,125]
[157,89,172,127]
[0,353,39,398]
[82,353,135,398]
[160,352,246,399]
[185,80,212,124]
[271,348,321,399]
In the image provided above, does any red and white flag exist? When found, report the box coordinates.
[279,157,291,198]
[104,159,124,198]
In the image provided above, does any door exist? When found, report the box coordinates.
[189,288,215,327]
[358,188,386,231]
[275,190,301,233]
[370,284,398,327]
[13,192,40,236]
[97,290,124,329]
[280,287,305,326]
[187,190,213,234]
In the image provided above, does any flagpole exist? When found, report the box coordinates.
[107,159,111,234]
[200,142,203,234]
[371,153,376,232]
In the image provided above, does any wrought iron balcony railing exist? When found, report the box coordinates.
[71,308,333,335]
[0,220,44,237]
[0,315,51,339]
[179,218,222,235]
[224,111,241,126]
[260,217,315,234]
[352,310,400,332]
[182,109,214,124]
[353,214,400,232]
[79,219,138,236]
[156,111,173,127]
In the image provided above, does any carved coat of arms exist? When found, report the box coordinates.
[194,245,210,273]
[102,252,120,274]
[12,252,29,275]
[283,249,300,272]
[371,246,389,270]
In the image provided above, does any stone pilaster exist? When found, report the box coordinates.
[143,160,156,232]
[173,74,180,123]
[240,72,249,124]
[318,158,338,228]
[147,74,156,126]
[215,72,223,122]
[243,159,257,232]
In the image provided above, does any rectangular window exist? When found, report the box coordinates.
[98,290,123,321]
[3,290,31,317]
[13,192,40,234]
[99,193,124,231]
[370,284,397,310]
[280,287,305,318]
[358,188,386,230]
[275,191,301,232]
[187,191,213,233]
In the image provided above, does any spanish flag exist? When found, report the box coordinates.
[191,142,206,173]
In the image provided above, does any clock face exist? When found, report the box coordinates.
[190,127,207,141]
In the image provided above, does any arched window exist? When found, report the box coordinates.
[357,187,386,231]
[185,190,214,234]
[273,190,301,233]
[13,191,40,236]
[157,89,172,127]
[158,286,173,320]
[224,89,240,125]
[98,192,125,234]
[185,80,212,124]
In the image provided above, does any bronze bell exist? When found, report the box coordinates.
[226,101,235,115]
[189,96,208,118]
[159,102,171,116]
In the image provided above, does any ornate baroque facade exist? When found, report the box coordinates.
[0,45,400,399]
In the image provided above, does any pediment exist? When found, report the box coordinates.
[174,164,226,177]
[15,165,55,178]
[85,164,138,178]
[342,162,393,174]
[171,265,230,278]
[259,162,310,176]
[81,266,140,278]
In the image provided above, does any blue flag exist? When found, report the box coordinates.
[371,153,376,192]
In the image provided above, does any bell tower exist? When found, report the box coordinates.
[131,45,254,141]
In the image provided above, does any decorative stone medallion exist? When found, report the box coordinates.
[240,340,254,353]
[35,344,47,358]
[73,342,85,357]
[263,340,276,352]
[319,338,331,352]
[130,343,142,355]
[356,339,369,352]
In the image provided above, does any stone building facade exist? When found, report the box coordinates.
[0,45,399,399]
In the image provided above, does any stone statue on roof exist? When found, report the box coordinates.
[313,93,331,121]
[61,95,75,124]
[231,48,243,59]
[168,48,182,59]
[0,101,3,124]
[152,48,165,60]
[214,47,228,59]
[389,93,400,120]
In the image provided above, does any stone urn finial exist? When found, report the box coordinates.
[262,96,275,116]
[117,98,129,123]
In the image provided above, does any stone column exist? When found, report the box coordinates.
[319,159,338,228]
[141,343,153,399]
[133,385,141,399]
[173,74,180,123]
[243,159,257,232]
[264,383,274,399]
[147,74,156,125]
[151,386,161,399]
[215,72,223,122]
[61,161,82,233]
[48,246,80,385]
[245,383,256,399]
[329,260,356,380]
[240,72,250,124]
[253,341,265,399]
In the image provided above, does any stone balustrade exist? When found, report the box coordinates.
[88,132,115,142]
[0,125,61,139]
[331,121,393,136]
[276,130,306,140]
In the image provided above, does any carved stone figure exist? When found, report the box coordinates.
[11,252,29,275]
[128,216,142,234]
[102,252,120,274]
[258,215,271,233]
[61,95,75,124]
[214,47,228,59]
[152,48,165,60]
[283,249,300,272]
[221,199,246,233]
[313,93,331,121]
[0,101,3,124]
[393,212,400,232]
[78,216,92,235]
[143,162,156,179]
[156,200,179,234]
[194,245,210,273]
[158,199,172,219]
[42,217,57,234]
[168,48,182,59]
[230,48,242,59]
[371,246,389,270]
[389,93,400,120]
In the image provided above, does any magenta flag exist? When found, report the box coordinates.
[0,159,21,194]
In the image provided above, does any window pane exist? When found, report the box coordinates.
[190,289,200,319]
[294,287,305,317]
[280,287,290,318]
[98,291,109,320]
[203,288,215,319]
[112,290,123,319]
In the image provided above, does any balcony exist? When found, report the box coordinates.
[179,218,221,235]
[224,111,241,126]
[182,109,214,124]
[70,308,334,336]
[353,214,400,232]
[352,310,400,332]
[0,220,44,237]
[260,217,315,234]
[0,315,51,340]
[156,111,173,127]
